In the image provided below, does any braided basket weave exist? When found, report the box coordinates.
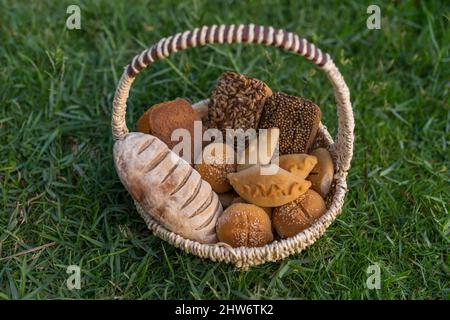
[112,24,354,269]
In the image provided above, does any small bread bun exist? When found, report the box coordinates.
[216,203,273,248]
[195,142,236,193]
[307,148,334,197]
[136,98,201,163]
[230,197,273,218]
[273,189,326,239]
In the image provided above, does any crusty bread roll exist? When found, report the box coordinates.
[216,203,273,248]
[136,98,202,164]
[114,132,223,244]
[273,189,326,238]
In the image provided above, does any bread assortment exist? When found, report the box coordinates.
[123,71,335,247]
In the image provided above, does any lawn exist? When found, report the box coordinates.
[0,0,448,299]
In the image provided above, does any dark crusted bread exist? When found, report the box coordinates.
[259,92,321,154]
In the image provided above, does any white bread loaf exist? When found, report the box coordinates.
[113,132,222,244]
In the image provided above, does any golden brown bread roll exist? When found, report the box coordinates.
[195,142,236,193]
[273,189,326,238]
[276,154,317,179]
[227,164,311,207]
[136,98,201,163]
[307,148,334,197]
[230,196,273,218]
[216,203,273,247]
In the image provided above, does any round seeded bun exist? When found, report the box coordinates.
[273,189,326,239]
[230,196,273,218]
[216,203,273,248]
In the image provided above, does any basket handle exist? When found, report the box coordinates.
[111,24,354,173]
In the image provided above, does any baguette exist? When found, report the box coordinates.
[114,132,223,243]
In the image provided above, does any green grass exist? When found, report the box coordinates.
[0,0,448,299]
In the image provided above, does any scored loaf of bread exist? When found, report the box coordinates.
[113,132,223,244]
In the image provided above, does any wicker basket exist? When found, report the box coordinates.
[111,24,354,269]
